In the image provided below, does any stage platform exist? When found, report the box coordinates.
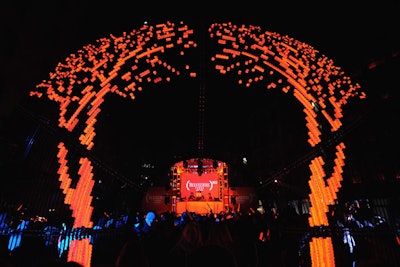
[175,200,224,215]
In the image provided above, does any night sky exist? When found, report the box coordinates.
[1,2,399,195]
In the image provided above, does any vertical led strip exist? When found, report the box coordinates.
[57,142,94,266]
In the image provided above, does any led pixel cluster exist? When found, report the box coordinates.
[30,21,198,150]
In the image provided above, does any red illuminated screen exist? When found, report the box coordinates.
[180,172,219,200]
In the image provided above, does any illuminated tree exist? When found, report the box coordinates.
[30,21,364,267]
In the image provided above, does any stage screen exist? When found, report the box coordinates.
[180,172,220,200]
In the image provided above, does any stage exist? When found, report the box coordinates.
[175,200,224,215]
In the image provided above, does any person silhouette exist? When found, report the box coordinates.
[168,221,203,267]
[115,239,150,267]
[134,211,157,239]
[195,191,204,201]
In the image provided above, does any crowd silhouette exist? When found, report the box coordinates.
[0,199,399,266]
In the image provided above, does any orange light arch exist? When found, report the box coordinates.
[30,21,364,267]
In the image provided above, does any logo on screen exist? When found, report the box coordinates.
[186,180,217,191]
